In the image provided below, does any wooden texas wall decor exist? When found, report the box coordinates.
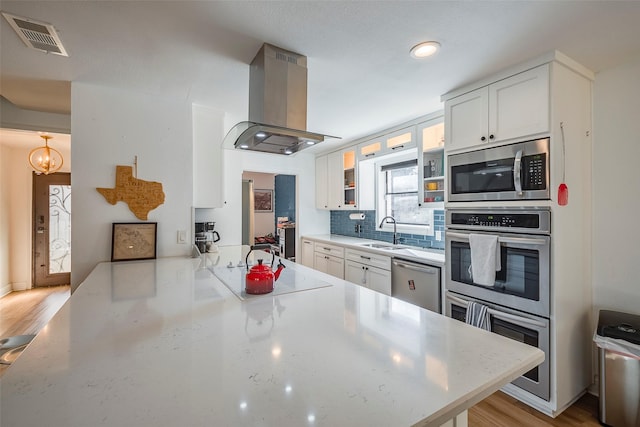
[97,165,165,220]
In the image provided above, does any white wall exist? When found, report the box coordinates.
[70,83,193,291]
[242,171,275,238]
[592,53,640,316]
[0,142,71,293]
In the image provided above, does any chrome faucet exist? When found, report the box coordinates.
[379,216,398,245]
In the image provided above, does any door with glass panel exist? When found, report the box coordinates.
[33,172,71,287]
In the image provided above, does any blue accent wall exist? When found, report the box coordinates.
[330,210,445,250]
[275,175,296,226]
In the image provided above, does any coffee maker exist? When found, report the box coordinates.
[195,222,220,252]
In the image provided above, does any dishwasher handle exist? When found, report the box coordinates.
[393,260,437,274]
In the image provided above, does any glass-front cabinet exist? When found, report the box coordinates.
[343,149,357,208]
[417,118,445,207]
[356,127,416,160]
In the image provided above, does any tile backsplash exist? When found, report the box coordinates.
[330,210,445,250]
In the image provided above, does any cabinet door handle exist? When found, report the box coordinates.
[480,136,486,142]
[360,255,371,260]
[365,153,376,158]
[489,134,495,140]
[391,145,404,150]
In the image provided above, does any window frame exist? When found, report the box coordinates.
[375,151,434,236]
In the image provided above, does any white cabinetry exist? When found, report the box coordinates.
[313,243,344,279]
[344,249,391,296]
[192,104,225,207]
[315,156,328,209]
[445,64,549,152]
[356,127,416,160]
[417,117,445,207]
[300,238,315,268]
[316,149,359,210]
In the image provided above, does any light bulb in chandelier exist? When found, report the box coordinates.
[29,135,63,175]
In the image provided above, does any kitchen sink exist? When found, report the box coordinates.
[359,242,395,249]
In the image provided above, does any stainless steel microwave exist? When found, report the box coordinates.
[448,138,550,202]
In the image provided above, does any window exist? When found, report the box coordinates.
[376,153,434,235]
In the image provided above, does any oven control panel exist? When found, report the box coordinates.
[446,208,552,235]
[450,212,540,228]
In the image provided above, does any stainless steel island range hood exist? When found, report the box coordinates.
[224,43,338,155]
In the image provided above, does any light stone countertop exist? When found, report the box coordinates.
[0,246,542,427]
[302,234,445,266]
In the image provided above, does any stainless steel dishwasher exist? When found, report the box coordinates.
[391,258,441,313]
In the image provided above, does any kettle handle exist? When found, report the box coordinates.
[212,231,221,242]
[245,244,276,270]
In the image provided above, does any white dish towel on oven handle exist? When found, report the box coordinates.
[468,234,501,286]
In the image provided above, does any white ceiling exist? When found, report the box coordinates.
[2,1,640,153]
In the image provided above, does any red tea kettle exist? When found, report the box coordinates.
[245,244,286,295]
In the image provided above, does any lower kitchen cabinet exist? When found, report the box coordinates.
[344,248,392,295]
[313,242,345,279]
[314,253,344,279]
[345,260,391,296]
[300,238,314,268]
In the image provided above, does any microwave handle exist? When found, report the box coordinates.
[446,292,547,329]
[446,231,548,246]
[514,149,523,196]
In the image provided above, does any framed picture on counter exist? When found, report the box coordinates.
[254,189,273,212]
[111,222,157,262]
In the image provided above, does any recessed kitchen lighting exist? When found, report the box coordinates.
[239,144,249,149]
[305,140,315,145]
[284,149,293,155]
[410,41,440,59]
[255,132,267,138]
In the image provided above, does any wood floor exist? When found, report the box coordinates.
[469,391,601,426]
[0,285,70,377]
[0,286,601,425]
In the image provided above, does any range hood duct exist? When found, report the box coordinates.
[225,43,338,155]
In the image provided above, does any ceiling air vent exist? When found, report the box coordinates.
[2,12,68,56]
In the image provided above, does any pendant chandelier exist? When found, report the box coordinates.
[29,135,63,175]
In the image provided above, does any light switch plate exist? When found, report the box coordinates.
[435,230,442,241]
[177,229,187,244]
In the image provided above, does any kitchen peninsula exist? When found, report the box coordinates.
[1,247,543,427]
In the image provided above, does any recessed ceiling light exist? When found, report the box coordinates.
[255,132,266,138]
[284,149,293,155]
[305,140,315,145]
[239,144,249,149]
[410,41,440,59]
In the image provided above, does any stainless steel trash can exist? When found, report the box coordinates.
[596,310,640,427]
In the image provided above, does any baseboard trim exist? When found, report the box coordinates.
[0,284,12,298]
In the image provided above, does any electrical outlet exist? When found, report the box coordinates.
[177,229,187,244]
[435,230,442,241]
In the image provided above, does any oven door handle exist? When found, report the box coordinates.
[446,231,547,246]
[446,292,547,329]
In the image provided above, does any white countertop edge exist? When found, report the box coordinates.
[419,349,545,426]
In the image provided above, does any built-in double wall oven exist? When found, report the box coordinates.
[445,207,551,401]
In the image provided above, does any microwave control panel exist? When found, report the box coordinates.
[523,154,547,190]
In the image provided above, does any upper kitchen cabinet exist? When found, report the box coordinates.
[316,148,358,210]
[356,127,416,160]
[342,149,357,208]
[315,155,329,209]
[193,104,225,208]
[445,64,549,152]
[417,117,445,207]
